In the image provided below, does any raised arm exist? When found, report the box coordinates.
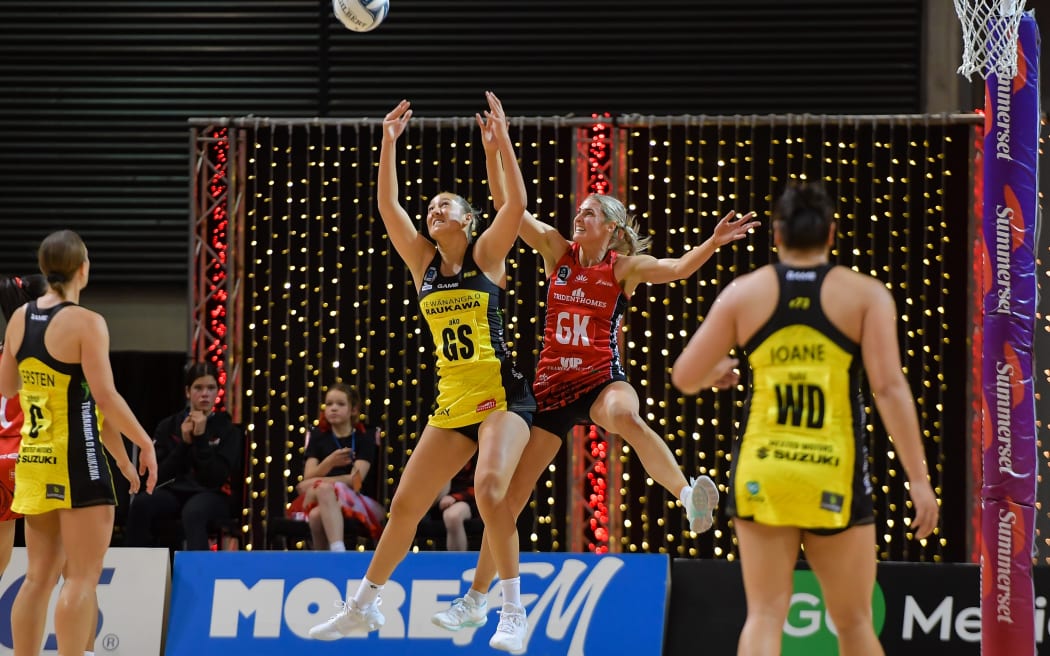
[621,210,759,291]
[377,100,435,286]
[473,92,529,272]
[477,106,568,273]
[859,282,939,539]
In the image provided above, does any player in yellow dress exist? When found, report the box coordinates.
[671,183,938,656]
[309,92,535,653]
[0,231,158,656]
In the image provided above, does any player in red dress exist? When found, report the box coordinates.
[431,124,758,634]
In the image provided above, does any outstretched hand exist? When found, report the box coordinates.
[711,210,760,248]
[383,100,413,142]
[475,90,508,151]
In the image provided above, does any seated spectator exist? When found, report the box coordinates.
[436,458,478,551]
[296,383,384,551]
[124,362,243,550]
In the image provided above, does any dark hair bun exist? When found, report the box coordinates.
[774,183,833,250]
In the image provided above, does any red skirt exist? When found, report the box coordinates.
[290,480,385,541]
[0,435,20,522]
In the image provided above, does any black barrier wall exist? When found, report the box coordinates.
[666,560,1049,655]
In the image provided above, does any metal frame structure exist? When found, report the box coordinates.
[571,119,623,553]
[189,122,245,423]
[189,112,984,557]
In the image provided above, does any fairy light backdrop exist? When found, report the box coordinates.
[191,113,977,561]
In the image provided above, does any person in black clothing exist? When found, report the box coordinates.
[297,383,384,550]
[124,361,243,550]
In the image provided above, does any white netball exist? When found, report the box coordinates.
[333,0,389,32]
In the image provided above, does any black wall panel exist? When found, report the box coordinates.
[0,0,923,284]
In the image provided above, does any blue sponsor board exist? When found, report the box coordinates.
[167,551,668,656]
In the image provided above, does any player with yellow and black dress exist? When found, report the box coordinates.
[13,300,115,513]
[310,92,536,654]
[419,243,533,435]
[0,230,157,655]
[731,262,872,532]
[672,183,938,656]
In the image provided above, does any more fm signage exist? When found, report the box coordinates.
[668,560,1050,655]
[165,551,669,656]
[0,547,169,656]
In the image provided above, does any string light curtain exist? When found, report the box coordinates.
[612,115,972,562]
[199,113,975,561]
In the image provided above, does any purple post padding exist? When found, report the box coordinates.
[981,499,1036,652]
[980,11,1040,656]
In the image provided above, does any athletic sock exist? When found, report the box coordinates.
[467,588,487,606]
[329,540,346,552]
[679,484,691,506]
[500,577,521,607]
[352,577,384,608]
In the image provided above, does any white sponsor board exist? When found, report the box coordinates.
[0,546,169,656]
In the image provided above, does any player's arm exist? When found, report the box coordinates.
[477,102,568,274]
[377,99,435,286]
[671,280,743,394]
[860,279,939,539]
[474,91,528,270]
[622,210,758,287]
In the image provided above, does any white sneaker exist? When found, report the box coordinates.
[308,598,385,640]
[488,602,527,653]
[431,595,489,630]
[685,475,719,534]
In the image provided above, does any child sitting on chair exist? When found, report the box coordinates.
[296,383,384,550]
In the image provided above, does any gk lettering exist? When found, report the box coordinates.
[555,312,590,346]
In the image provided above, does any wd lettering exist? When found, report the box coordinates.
[775,383,825,428]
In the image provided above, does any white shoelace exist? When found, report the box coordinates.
[446,598,472,620]
[326,599,353,621]
[327,597,380,622]
[496,608,526,633]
